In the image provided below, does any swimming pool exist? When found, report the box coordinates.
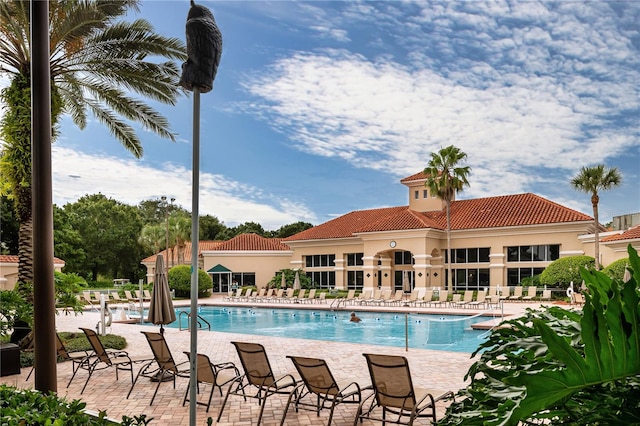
[164,307,489,353]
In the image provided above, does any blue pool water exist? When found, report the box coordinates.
[163,307,489,353]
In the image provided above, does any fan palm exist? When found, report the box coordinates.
[0,0,186,291]
[571,164,622,269]
[424,145,471,291]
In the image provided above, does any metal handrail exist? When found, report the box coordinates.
[178,310,211,331]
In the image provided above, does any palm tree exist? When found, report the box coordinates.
[424,145,471,291]
[0,1,186,290]
[170,213,192,267]
[571,164,622,269]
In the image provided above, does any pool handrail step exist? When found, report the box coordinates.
[177,311,211,331]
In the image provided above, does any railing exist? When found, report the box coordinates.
[177,311,211,331]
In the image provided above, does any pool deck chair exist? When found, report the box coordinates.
[354,353,454,426]
[75,328,145,394]
[217,341,298,426]
[28,333,91,382]
[127,331,189,405]
[508,286,523,302]
[521,286,538,301]
[182,352,241,412]
[467,291,487,309]
[281,356,365,426]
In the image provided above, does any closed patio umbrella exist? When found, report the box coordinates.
[403,270,411,293]
[147,254,176,335]
[293,271,301,290]
[281,271,287,288]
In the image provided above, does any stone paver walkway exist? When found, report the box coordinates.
[2,295,563,425]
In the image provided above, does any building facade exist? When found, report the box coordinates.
[142,172,638,293]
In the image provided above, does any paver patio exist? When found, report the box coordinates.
[2,295,564,425]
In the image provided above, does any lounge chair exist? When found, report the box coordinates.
[342,289,356,305]
[127,331,189,405]
[521,286,538,301]
[75,328,145,394]
[317,292,327,304]
[354,353,454,426]
[303,288,316,304]
[80,292,98,311]
[354,290,371,305]
[363,290,382,305]
[292,289,307,303]
[217,342,298,426]
[385,290,405,307]
[540,289,552,302]
[259,288,274,302]
[405,290,420,306]
[508,286,523,302]
[250,288,266,303]
[109,292,126,306]
[182,352,241,412]
[416,289,434,307]
[281,356,365,426]
[269,288,284,303]
[573,292,585,305]
[487,294,501,309]
[448,293,462,308]
[467,291,487,309]
[224,288,241,301]
[280,288,295,303]
[124,290,138,303]
[27,333,91,382]
[454,290,473,308]
[430,290,448,308]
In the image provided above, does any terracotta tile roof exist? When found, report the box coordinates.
[400,171,429,183]
[141,240,223,263]
[0,255,64,264]
[601,225,640,242]
[286,193,593,241]
[285,206,409,241]
[211,233,291,251]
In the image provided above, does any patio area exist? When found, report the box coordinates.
[2,295,558,425]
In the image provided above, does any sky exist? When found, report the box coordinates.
[20,1,640,229]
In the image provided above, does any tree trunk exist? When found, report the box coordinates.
[592,193,600,270]
[446,199,452,292]
[17,217,33,301]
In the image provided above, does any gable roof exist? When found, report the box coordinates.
[286,193,593,241]
[601,225,640,242]
[0,255,64,265]
[208,233,291,251]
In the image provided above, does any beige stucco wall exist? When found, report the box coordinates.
[0,260,65,290]
[140,226,635,294]
[200,250,292,289]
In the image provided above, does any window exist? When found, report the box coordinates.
[347,253,364,266]
[447,268,490,290]
[423,189,428,198]
[507,245,560,262]
[347,271,363,290]
[507,268,545,285]
[306,271,335,289]
[448,248,491,264]
[414,190,419,199]
[394,250,414,265]
[305,254,336,268]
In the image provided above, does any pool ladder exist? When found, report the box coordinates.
[330,297,346,310]
[178,311,211,331]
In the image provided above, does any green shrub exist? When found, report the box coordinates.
[86,279,112,289]
[168,265,212,298]
[539,255,595,289]
[0,384,153,425]
[439,245,640,425]
[519,274,540,287]
[602,257,630,280]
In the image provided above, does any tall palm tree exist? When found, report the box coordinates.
[170,213,191,267]
[424,145,471,291]
[0,1,186,291]
[571,164,622,269]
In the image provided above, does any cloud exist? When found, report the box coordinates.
[52,147,317,229]
[240,1,639,204]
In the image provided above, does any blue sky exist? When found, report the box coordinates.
[46,1,639,230]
